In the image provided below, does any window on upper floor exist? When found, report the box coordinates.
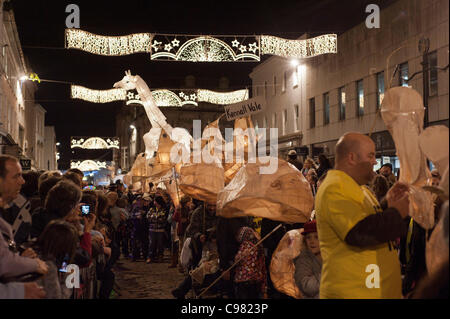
[398,62,409,87]
[338,86,346,121]
[309,98,315,129]
[273,75,277,95]
[293,66,299,88]
[356,79,364,117]
[376,72,385,109]
[429,51,438,96]
[323,92,330,125]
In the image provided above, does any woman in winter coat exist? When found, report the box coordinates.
[294,220,322,299]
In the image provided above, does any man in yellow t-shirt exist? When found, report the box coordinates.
[316,132,410,299]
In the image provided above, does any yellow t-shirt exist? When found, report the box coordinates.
[315,170,402,299]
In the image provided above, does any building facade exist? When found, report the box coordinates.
[44,126,57,171]
[250,0,448,173]
[0,1,50,170]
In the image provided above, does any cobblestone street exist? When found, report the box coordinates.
[114,251,185,299]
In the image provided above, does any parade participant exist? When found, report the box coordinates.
[315,132,410,298]
[146,195,168,263]
[116,197,130,259]
[261,218,290,299]
[172,195,193,272]
[130,195,149,261]
[216,216,251,298]
[294,221,322,299]
[173,231,220,299]
[233,227,267,299]
[185,202,218,240]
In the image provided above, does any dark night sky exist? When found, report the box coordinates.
[11,0,395,168]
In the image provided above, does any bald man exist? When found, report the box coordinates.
[315,132,410,299]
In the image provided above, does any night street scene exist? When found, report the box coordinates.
[0,0,448,307]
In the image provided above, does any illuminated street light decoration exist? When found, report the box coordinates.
[126,89,185,107]
[150,35,260,62]
[71,160,107,171]
[71,85,126,103]
[65,29,153,56]
[260,34,337,58]
[197,89,249,105]
[71,85,249,106]
[65,29,337,60]
[71,137,120,149]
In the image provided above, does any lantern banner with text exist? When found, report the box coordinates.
[224,96,265,121]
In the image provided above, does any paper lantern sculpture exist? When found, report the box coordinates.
[149,129,178,178]
[179,119,225,204]
[270,229,303,299]
[217,159,313,223]
[130,153,152,180]
[381,87,435,229]
[418,125,449,197]
[223,116,258,184]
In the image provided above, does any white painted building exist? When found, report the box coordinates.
[0,1,48,170]
[0,1,27,155]
[250,0,448,173]
[44,126,57,171]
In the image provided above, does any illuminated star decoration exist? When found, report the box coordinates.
[239,45,247,53]
[231,39,240,48]
[171,38,180,47]
[164,43,172,51]
[152,40,162,52]
[248,42,258,53]
[127,92,134,99]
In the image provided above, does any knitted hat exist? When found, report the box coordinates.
[301,220,317,235]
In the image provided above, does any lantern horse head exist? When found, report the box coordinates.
[113,70,137,91]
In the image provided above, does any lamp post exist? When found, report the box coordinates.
[418,38,430,128]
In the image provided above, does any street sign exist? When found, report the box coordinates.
[224,96,265,121]
[19,158,31,170]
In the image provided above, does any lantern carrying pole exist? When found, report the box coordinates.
[172,167,181,204]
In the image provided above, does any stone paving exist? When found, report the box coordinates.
[114,251,185,299]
